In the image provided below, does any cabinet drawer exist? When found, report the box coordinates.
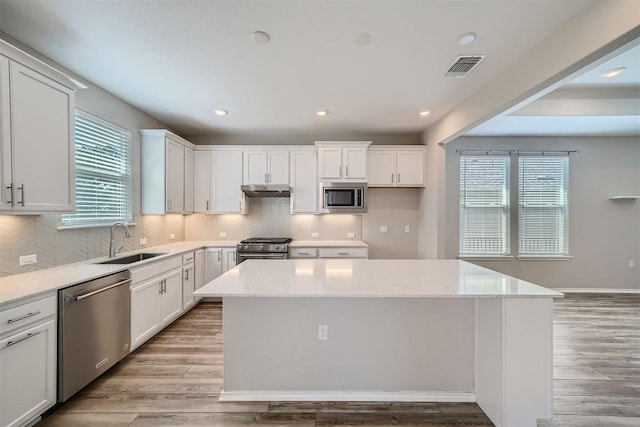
[182,251,195,264]
[130,255,183,285]
[318,247,368,258]
[290,248,318,258]
[0,294,56,336]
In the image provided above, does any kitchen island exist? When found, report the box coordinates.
[195,259,562,427]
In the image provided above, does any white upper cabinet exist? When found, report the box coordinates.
[193,151,211,213]
[140,130,195,214]
[212,150,246,214]
[1,41,76,213]
[243,150,289,185]
[184,146,194,213]
[368,146,426,187]
[315,141,371,182]
[290,149,318,214]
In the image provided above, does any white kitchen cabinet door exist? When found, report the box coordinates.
[342,147,367,180]
[0,318,56,427]
[267,151,290,184]
[205,248,223,283]
[195,249,205,291]
[243,151,268,184]
[396,150,425,186]
[165,138,185,213]
[222,248,237,273]
[0,55,10,211]
[318,147,343,179]
[130,278,162,350]
[212,151,245,214]
[194,151,211,213]
[9,61,75,212]
[367,150,395,186]
[182,263,195,310]
[184,146,194,213]
[160,268,183,326]
[290,150,317,213]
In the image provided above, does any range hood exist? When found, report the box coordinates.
[241,184,291,197]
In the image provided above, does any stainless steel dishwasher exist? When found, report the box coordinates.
[58,270,131,402]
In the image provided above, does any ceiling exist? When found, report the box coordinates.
[2,0,630,138]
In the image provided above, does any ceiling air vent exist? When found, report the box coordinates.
[445,55,486,78]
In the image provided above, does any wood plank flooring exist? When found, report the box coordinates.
[38,294,639,427]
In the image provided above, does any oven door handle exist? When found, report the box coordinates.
[238,254,287,260]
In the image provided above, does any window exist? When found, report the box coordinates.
[518,155,569,256]
[61,110,132,226]
[459,155,510,256]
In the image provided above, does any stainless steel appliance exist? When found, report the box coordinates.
[58,271,131,402]
[241,184,290,197]
[321,182,368,214]
[237,237,292,263]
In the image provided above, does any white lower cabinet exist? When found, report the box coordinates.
[182,252,196,310]
[223,248,237,272]
[0,294,57,427]
[130,256,184,351]
[289,246,368,259]
[194,249,205,302]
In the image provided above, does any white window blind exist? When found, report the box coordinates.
[518,155,569,255]
[61,110,132,226]
[459,155,510,256]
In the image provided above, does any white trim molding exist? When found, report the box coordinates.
[218,390,476,403]
[553,288,640,294]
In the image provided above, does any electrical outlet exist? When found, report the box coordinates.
[139,237,148,245]
[19,254,37,266]
[169,233,176,240]
[405,225,410,233]
[347,232,355,239]
[630,260,636,268]
[380,225,388,233]
[219,232,227,238]
[318,324,328,340]
[311,232,319,238]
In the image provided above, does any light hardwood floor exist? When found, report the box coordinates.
[38,294,639,427]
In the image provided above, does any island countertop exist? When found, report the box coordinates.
[195,259,562,298]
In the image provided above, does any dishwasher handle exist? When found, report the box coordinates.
[72,279,132,302]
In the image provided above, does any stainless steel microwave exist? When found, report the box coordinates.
[321,182,368,214]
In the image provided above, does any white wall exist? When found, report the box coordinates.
[443,136,640,290]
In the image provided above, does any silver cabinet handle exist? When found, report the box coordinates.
[339,165,342,177]
[265,173,268,183]
[217,251,221,261]
[17,184,24,206]
[206,201,209,211]
[391,174,394,183]
[167,199,171,210]
[398,174,400,184]
[298,251,310,255]
[6,183,14,206]
[7,331,42,347]
[346,166,349,177]
[338,252,350,255]
[7,311,41,324]
[239,201,242,211]
[164,279,167,293]
[185,269,189,281]
[72,279,132,301]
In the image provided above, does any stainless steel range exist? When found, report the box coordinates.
[237,237,292,263]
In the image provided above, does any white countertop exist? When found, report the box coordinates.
[0,240,237,306]
[195,259,562,298]
[289,240,368,248]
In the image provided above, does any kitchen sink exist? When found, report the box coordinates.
[96,253,166,265]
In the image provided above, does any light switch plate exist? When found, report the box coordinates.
[347,232,355,239]
[311,232,319,238]
[219,232,227,238]
[380,225,388,233]
[169,233,176,240]
[19,254,37,266]
[139,238,148,245]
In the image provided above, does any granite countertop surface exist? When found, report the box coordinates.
[0,240,368,306]
[195,259,563,299]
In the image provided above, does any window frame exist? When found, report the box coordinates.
[60,109,133,229]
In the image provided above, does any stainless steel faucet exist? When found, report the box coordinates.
[109,222,132,258]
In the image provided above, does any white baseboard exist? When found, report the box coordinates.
[218,390,476,402]
[553,288,640,294]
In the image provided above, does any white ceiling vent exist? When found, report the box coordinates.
[445,55,486,78]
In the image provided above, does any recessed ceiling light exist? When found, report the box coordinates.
[213,109,228,116]
[457,32,477,46]
[251,31,271,44]
[316,109,330,117]
[418,110,431,117]
[602,67,627,78]
[355,32,373,46]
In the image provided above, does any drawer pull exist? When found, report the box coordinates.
[7,311,41,324]
[338,252,350,255]
[72,279,132,301]
[7,331,41,347]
